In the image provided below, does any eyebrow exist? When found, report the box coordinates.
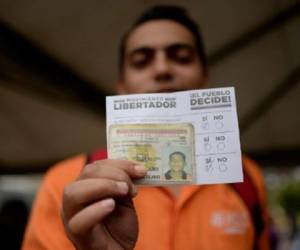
[127,42,196,57]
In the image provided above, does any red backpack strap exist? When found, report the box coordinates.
[86,149,108,164]
[230,165,264,250]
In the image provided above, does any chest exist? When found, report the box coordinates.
[134,185,254,250]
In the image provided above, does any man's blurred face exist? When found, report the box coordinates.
[118,20,207,94]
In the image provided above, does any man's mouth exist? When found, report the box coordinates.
[154,87,182,93]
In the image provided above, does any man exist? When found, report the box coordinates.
[22,5,270,250]
[165,151,190,180]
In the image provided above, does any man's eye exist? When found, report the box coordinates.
[130,50,154,69]
[168,46,195,64]
[131,56,149,68]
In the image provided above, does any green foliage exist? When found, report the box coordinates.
[278,181,300,214]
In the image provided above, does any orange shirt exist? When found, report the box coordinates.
[22,154,269,250]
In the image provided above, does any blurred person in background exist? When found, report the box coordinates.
[22,5,270,250]
[0,199,28,250]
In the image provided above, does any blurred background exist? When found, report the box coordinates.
[0,0,299,249]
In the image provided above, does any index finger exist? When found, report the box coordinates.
[82,159,147,179]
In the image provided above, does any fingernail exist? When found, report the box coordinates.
[102,198,115,210]
[131,185,138,197]
[116,182,129,195]
[134,164,147,176]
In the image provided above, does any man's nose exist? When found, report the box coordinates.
[153,51,173,83]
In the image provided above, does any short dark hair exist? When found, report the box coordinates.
[169,151,186,161]
[119,5,207,73]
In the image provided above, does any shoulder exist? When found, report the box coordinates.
[242,155,264,184]
[46,154,86,184]
[41,154,86,198]
[22,154,87,249]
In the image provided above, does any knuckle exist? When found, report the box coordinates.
[63,184,74,200]
[67,220,81,236]
[63,184,79,206]
[99,182,114,195]
[81,163,97,177]
[114,171,128,182]
[125,163,135,173]
[81,160,108,178]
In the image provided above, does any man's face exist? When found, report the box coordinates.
[118,20,207,94]
[169,153,185,172]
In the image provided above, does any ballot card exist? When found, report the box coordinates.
[106,87,243,185]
